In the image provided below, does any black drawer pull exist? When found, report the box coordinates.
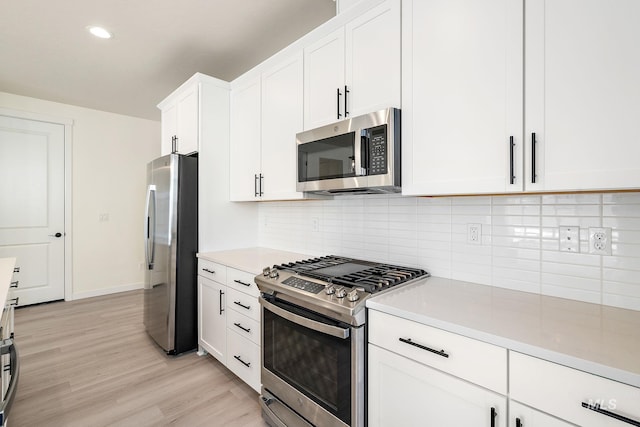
[516,417,522,427]
[233,322,251,333]
[8,297,18,307]
[10,281,18,288]
[219,290,224,315]
[399,337,449,358]
[234,279,251,287]
[234,301,251,310]
[491,407,497,427]
[202,268,215,274]
[531,132,537,183]
[13,267,20,273]
[233,355,251,368]
[582,402,640,426]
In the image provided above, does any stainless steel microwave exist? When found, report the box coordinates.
[296,108,400,195]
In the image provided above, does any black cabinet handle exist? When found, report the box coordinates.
[399,337,449,358]
[202,268,215,274]
[531,132,537,183]
[344,85,350,117]
[234,322,251,333]
[10,281,18,288]
[234,301,251,310]
[13,267,19,273]
[516,417,522,427]
[336,88,342,119]
[491,407,497,427]
[259,174,264,197]
[219,290,224,315]
[9,297,19,307]
[234,279,251,287]
[582,402,640,426]
[254,174,259,197]
[509,135,515,185]
[233,355,251,368]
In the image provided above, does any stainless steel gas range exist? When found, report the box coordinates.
[255,255,429,427]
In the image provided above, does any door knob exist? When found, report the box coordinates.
[49,232,63,238]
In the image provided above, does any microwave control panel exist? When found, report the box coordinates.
[368,125,387,175]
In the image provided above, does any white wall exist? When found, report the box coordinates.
[259,192,640,311]
[0,91,160,299]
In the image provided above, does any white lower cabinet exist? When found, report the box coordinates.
[198,259,262,392]
[197,275,226,364]
[510,352,640,427]
[368,345,507,426]
[509,401,577,427]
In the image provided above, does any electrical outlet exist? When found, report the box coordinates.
[311,217,319,232]
[559,226,580,253]
[589,227,612,255]
[99,213,109,222]
[467,223,481,245]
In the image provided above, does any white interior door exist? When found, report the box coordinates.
[0,115,66,305]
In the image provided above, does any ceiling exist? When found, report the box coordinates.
[0,0,336,121]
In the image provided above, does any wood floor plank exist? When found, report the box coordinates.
[10,290,269,426]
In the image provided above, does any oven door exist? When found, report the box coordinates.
[260,296,363,427]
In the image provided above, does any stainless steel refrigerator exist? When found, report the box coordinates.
[143,153,198,354]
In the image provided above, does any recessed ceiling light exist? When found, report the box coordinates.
[87,26,113,39]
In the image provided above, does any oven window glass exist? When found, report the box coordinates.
[298,132,356,181]
[263,303,352,425]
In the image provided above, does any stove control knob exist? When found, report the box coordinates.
[269,269,279,279]
[325,285,336,295]
[347,289,359,302]
[262,267,271,277]
[335,287,347,298]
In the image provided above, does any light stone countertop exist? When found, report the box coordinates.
[367,276,640,388]
[0,257,17,309]
[197,247,311,275]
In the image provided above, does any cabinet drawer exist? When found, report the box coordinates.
[227,288,260,322]
[197,259,226,284]
[510,352,640,427]
[227,330,261,392]
[227,267,260,298]
[368,310,507,394]
[227,308,260,346]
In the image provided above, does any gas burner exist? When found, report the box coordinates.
[271,255,427,294]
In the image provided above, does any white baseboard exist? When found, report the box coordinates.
[71,282,144,301]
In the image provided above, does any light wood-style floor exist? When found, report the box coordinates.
[11,290,268,427]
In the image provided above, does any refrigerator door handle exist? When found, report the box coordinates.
[145,185,156,269]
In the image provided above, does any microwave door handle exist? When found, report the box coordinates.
[360,130,370,175]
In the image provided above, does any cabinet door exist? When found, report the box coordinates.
[304,27,345,129]
[160,84,199,155]
[345,0,401,118]
[160,102,177,156]
[198,276,226,364]
[230,77,262,201]
[369,345,507,427]
[525,0,640,192]
[510,401,576,427]
[402,0,523,196]
[261,52,305,200]
[175,84,199,155]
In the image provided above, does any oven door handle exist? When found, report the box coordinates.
[0,338,19,426]
[260,298,350,339]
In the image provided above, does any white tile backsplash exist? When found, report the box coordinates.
[258,192,640,311]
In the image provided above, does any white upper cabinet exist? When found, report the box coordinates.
[230,77,262,201]
[230,53,305,201]
[304,0,401,129]
[304,28,346,129]
[261,52,305,200]
[404,0,640,196]
[402,0,524,196]
[158,80,199,155]
[524,0,640,192]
